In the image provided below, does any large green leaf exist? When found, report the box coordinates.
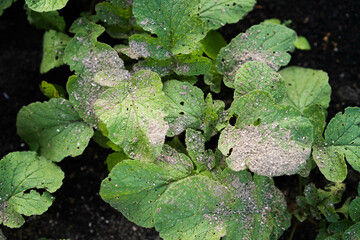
[163,80,205,136]
[233,61,286,103]
[64,22,130,127]
[198,0,256,30]
[95,70,168,161]
[313,107,360,182]
[25,0,69,12]
[0,152,64,228]
[344,222,360,240]
[154,169,290,240]
[131,0,206,58]
[216,23,296,88]
[100,145,193,227]
[220,90,313,176]
[16,98,94,162]
[40,30,71,74]
[280,66,331,111]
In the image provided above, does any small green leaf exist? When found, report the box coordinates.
[349,197,360,222]
[313,107,360,182]
[0,152,64,228]
[95,70,168,161]
[16,98,94,162]
[131,0,206,58]
[201,30,227,59]
[163,80,205,137]
[204,64,222,94]
[303,104,327,145]
[105,151,128,171]
[294,36,311,50]
[221,90,313,176]
[233,61,286,103]
[263,18,281,25]
[154,169,290,240]
[100,145,193,227]
[26,9,65,32]
[64,23,129,127]
[344,222,360,240]
[25,0,69,12]
[280,66,331,111]
[40,81,66,99]
[203,93,225,141]
[198,0,256,30]
[0,0,16,16]
[40,30,71,74]
[217,23,296,88]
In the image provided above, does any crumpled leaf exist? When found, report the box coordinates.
[233,61,286,103]
[64,22,130,127]
[154,169,290,240]
[100,145,194,227]
[313,107,360,182]
[216,22,296,88]
[26,9,65,32]
[0,152,64,228]
[280,66,331,112]
[16,98,94,162]
[40,30,71,74]
[198,0,256,30]
[25,0,69,12]
[95,70,168,161]
[131,0,206,58]
[163,80,205,136]
[220,90,313,177]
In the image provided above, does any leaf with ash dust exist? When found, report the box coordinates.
[198,0,256,30]
[220,90,313,177]
[216,22,296,88]
[313,107,360,182]
[130,0,206,58]
[0,152,64,228]
[233,61,286,103]
[163,80,205,136]
[64,22,129,127]
[16,98,94,162]
[95,70,168,161]
[154,169,290,240]
[25,0,69,12]
[99,145,193,228]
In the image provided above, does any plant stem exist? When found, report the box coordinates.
[289,220,299,240]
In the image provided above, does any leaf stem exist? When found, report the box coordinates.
[289,220,298,240]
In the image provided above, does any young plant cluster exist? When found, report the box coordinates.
[1,0,360,239]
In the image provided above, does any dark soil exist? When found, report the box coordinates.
[1,0,359,239]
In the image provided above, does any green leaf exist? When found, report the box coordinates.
[0,152,64,228]
[131,0,206,58]
[221,90,313,176]
[163,80,205,137]
[198,0,256,30]
[302,104,327,145]
[26,9,65,32]
[40,81,66,99]
[100,145,193,227]
[204,64,222,94]
[313,107,360,182]
[95,70,168,161]
[349,197,360,222]
[133,54,211,77]
[263,18,281,25]
[105,151,128,171]
[64,23,129,127]
[201,30,227,59]
[25,0,69,12]
[95,2,131,25]
[294,36,311,50]
[233,61,287,103]
[328,220,354,234]
[280,66,331,111]
[203,93,226,141]
[40,30,71,74]
[16,98,94,162]
[344,222,360,240]
[217,23,296,88]
[0,0,16,16]
[154,169,290,240]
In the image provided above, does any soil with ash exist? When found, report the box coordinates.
[1,0,359,239]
